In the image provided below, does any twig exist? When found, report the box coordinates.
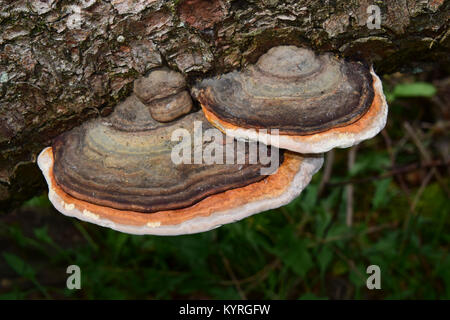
[318,149,335,197]
[401,169,435,250]
[403,122,450,197]
[280,206,294,224]
[219,259,281,287]
[381,129,411,196]
[220,253,247,300]
[346,146,357,227]
[309,222,398,247]
[403,122,431,162]
[327,159,448,186]
[333,247,366,283]
[410,170,434,213]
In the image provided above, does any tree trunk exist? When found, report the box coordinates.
[0,0,448,211]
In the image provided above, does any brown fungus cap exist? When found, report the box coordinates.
[50,110,277,214]
[192,46,388,153]
[134,68,192,122]
[37,71,323,235]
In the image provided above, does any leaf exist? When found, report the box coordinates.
[349,152,390,176]
[300,184,319,213]
[332,260,348,276]
[33,227,54,246]
[284,244,313,277]
[21,194,51,208]
[272,230,313,277]
[372,178,393,210]
[2,252,36,279]
[317,247,333,275]
[348,263,366,288]
[392,82,437,99]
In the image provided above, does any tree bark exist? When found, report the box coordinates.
[0,0,448,211]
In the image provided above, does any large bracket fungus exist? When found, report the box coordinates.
[37,68,323,235]
[192,46,388,154]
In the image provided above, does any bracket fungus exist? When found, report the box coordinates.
[133,68,193,122]
[192,46,388,154]
[37,68,323,235]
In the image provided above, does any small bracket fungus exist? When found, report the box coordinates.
[37,69,323,235]
[192,46,388,153]
[134,67,193,122]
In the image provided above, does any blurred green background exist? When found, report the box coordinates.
[0,71,448,300]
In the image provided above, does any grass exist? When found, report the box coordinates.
[0,75,448,300]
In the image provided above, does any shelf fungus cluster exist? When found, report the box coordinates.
[38,46,388,236]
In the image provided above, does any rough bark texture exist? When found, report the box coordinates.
[0,0,449,211]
